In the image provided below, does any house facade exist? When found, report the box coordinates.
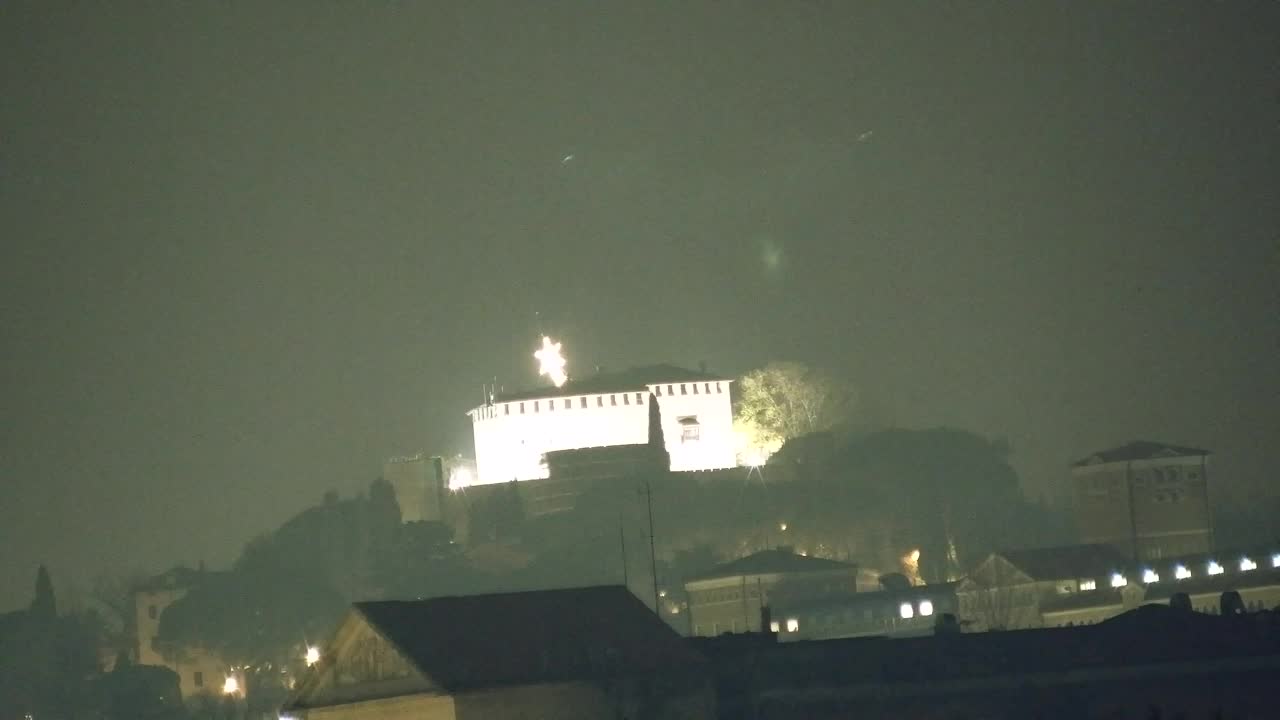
[1071,441,1212,561]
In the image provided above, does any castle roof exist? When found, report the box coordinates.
[687,549,856,584]
[1072,441,1210,467]
[490,364,730,404]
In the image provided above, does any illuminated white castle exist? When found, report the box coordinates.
[466,338,736,485]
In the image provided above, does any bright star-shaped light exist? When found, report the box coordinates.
[534,336,568,387]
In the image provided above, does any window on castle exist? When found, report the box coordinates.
[579,397,587,408]
[705,383,711,393]
[148,605,157,620]
[623,394,630,405]
[680,384,688,395]
[636,393,644,404]
[194,671,203,688]
[716,383,723,393]
[548,400,554,411]
[534,401,539,412]
[610,395,617,406]
[565,399,572,409]
[504,404,510,416]
[667,385,674,395]
[520,403,525,414]
[692,383,699,394]
[597,396,604,407]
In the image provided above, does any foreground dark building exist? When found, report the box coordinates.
[699,603,1280,719]
[282,586,712,719]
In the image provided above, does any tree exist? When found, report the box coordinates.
[31,564,56,621]
[735,362,856,455]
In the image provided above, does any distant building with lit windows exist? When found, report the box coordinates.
[467,365,735,485]
[133,567,229,703]
[1070,441,1213,561]
[684,549,861,638]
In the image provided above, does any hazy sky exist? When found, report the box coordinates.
[2,2,1277,611]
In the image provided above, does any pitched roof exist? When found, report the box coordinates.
[998,544,1130,582]
[489,364,730,404]
[354,585,703,691]
[688,549,856,583]
[1072,441,1210,467]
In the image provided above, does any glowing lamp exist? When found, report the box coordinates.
[222,676,239,695]
[449,466,473,491]
[899,603,914,619]
[1109,572,1127,588]
[1207,561,1224,576]
[533,336,568,387]
[918,599,934,617]
[1141,569,1159,584]
[1174,564,1191,580]
[1239,557,1257,572]
[305,646,320,667]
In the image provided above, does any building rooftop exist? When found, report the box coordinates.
[687,549,856,584]
[998,543,1131,582]
[352,585,704,691]
[486,364,730,404]
[1072,440,1211,467]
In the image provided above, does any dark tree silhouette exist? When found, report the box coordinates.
[30,564,56,621]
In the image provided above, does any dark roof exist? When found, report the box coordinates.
[1072,441,1210,466]
[688,550,856,583]
[489,364,730,404]
[354,585,703,691]
[998,544,1130,582]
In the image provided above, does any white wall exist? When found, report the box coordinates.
[468,381,735,485]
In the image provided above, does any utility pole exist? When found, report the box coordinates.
[641,476,660,614]
[618,512,629,590]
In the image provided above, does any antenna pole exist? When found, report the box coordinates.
[643,477,660,615]
[619,513,629,590]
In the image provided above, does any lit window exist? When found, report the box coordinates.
[1079,579,1097,591]
[785,618,799,632]
[1110,572,1127,588]
[919,600,934,617]
[1240,557,1257,572]
[1142,569,1160,584]
[769,621,780,633]
[899,603,914,619]
[1207,561,1224,576]
[1174,564,1191,580]
[1272,553,1280,569]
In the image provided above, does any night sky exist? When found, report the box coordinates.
[2,3,1277,611]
